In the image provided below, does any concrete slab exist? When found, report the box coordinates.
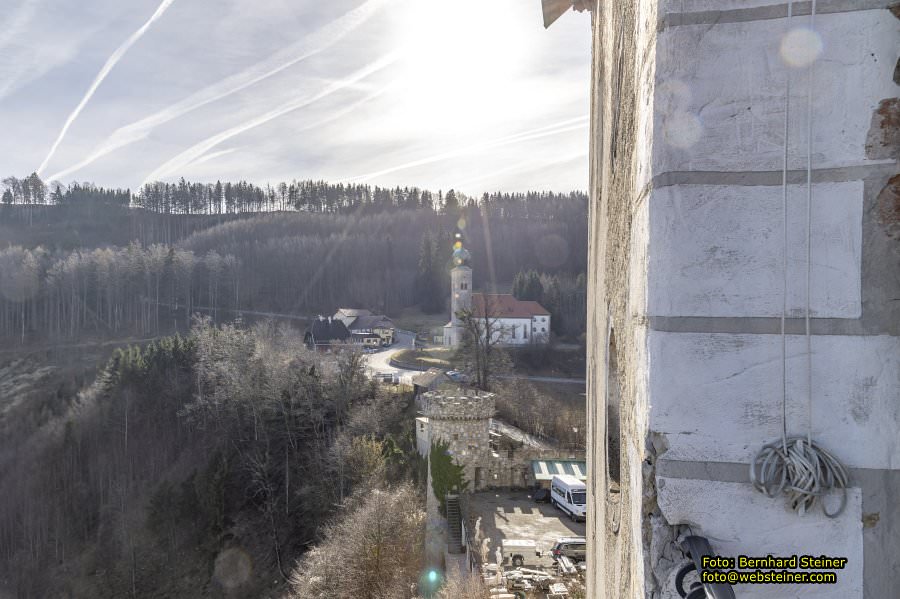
[657,477,863,598]
[648,182,863,318]
[654,10,898,172]
[649,331,900,469]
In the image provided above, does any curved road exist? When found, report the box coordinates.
[363,329,419,384]
[365,332,586,387]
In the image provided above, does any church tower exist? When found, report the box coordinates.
[444,236,472,347]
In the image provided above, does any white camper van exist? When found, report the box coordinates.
[550,474,586,521]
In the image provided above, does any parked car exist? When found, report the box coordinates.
[549,537,587,562]
[445,370,471,383]
[532,488,551,503]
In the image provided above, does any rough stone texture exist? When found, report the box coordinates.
[865,98,900,160]
[418,390,584,490]
[657,478,864,598]
[584,0,658,594]
[421,389,495,489]
[877,174,900,238]
[649,182,863,318]
[583,0,899,597]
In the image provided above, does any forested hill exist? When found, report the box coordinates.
[0,320,425,597]
[0,175,588,343]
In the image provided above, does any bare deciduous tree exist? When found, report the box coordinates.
[288,484,425,599]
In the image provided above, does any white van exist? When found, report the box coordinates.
[550,475,587,521]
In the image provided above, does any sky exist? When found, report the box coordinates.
[0,0,591,195]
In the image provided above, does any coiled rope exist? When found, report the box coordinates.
[749,0,849,517]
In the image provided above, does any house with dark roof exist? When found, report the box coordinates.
[304,317,350,351]
[332,309,395,346]
[346,314,395,345]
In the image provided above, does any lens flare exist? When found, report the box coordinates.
[419,567,443,595]
[212,547,253,590]
[663,112,703,149]
[780,27,823,67]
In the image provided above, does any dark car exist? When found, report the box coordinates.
[532,488,551,503]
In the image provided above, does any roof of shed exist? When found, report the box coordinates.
[531,460,587,481]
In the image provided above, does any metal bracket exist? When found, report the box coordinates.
[677,535,737,599]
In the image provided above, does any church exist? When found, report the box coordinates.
[442,240,551,348]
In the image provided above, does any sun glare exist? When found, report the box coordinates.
[391,0,534,137]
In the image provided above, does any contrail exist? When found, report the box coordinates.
[142,52,400,184]
[184,147,240,170]
[37,0,177,175]
[181,83,394,174]
[48,0,392,182]
[347,116,589,182]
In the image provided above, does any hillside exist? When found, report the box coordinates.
[0,178,588,345]
[0,321,423,597]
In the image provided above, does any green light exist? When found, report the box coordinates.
[428,570,438,583]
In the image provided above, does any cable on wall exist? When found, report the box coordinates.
[749,0,849,518]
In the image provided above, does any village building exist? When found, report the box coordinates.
[332,308,372,327]
[411,367,456,399]
[442,244,551,347]
[333,308,395,346]
[303,316,350,351]
[542,1,899,597]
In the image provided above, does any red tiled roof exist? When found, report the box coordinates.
[472,294,550,318]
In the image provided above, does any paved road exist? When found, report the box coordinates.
[497,374,586,385]
[361,331,586,387]
[363,329,419,384]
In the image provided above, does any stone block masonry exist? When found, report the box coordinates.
[421,390,495,489]
[579,0,899,596]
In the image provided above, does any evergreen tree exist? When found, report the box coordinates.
[443,188,459,214]
[512,269,543,301]
[416,233,444,313]
[540,274,562,334]
[429,439,468,515]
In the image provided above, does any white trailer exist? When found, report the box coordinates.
[500,539,538,568]
[550,474,586,521]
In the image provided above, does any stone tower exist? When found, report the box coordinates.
[421,388,495,490]
[444,242,472,347]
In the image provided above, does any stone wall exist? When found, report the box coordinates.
[584,0,899,597]
[418,389,587,490]
[421,390,495,490]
